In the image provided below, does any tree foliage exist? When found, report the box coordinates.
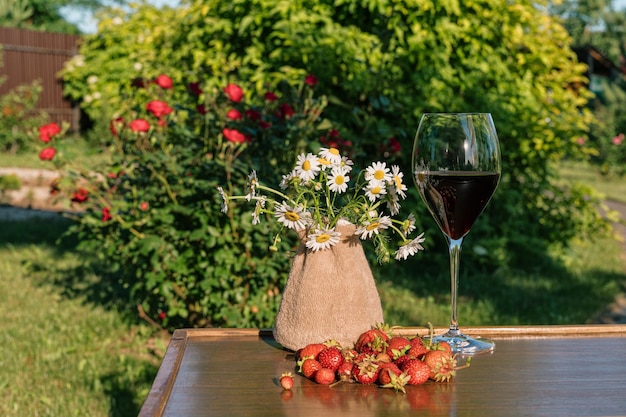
[57,0,613,327]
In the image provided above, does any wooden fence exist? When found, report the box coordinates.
[0,27,81,130]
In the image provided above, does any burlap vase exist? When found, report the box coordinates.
[273,221,384,351]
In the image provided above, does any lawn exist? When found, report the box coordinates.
[0,217,165,417]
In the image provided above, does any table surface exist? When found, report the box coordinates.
[139,325,626,417]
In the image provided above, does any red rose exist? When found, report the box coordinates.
[188,82,203,95]
[226,109,242,120]
[146,100,173,118]
[129,118,150,132]
[305,74,318,87]
[196,104,207,115]
[264,91,278,102]
[39,147,56,161]
[155,74,173,89]
[109,117,124,136]
[158,311,166,321]
[245,109,262,121]
[71,188,89,203]
[224,83,244,102]
[279,103,295,119]
[39,122,61,143]
[102,207,112,222]
[222,128,246,144]
[259,121,271,129]
[140,201,149,211]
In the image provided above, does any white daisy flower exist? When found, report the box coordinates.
[339,156,354,173]
[279,170,297,190]
[251,196,266,225]
[365,161,392,183]
[385,186,401,216]
[390,165,408,199]
[245,170,258,201]
[327,167,350,193]
[274,202,308,230]
[305,227,341,251]
[294,153,321,182]
[363,181,387,202]
[318,147,343,165]
[395,233,426,260]
[217,186,228,213]
[402,213,416,236]
[354,216,392,240]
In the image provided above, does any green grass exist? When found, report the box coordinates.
[556,159,626,203]
[0,217,163,417]
[0,136,110,170]
[379,233,625,327]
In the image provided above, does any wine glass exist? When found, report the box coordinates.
[412,113,501,354]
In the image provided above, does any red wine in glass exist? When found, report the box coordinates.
[416,171,500,240]
[413,113,501,354]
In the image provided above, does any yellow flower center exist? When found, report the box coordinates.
[318,158,331,165]
[394,175,402,188]
[329,148,340,156]
[371,186,382,194]
[374,170,385,180]
[417,173,425,183]
[302,160,311,171]
[366,222,380,231]
[334,176,345,185]
[316,233,331,243]
[285,211,300,221]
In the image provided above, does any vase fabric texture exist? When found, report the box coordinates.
[273,222,384,351]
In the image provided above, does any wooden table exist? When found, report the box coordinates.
[139,325,626,417]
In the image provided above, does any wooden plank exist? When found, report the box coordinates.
[139,325,626,417]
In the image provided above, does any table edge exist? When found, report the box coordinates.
[138,324,626,416]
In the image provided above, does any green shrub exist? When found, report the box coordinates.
[36,73,334,329]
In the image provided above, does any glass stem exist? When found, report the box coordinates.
[447,236,464,335]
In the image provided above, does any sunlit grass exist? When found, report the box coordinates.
[0,218,163,417]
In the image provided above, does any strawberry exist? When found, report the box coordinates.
[300,358,322,379]
[318,346,345,371]
[377,362,402,386]
[279,372,294,390]
[381,369,410,393]
[423,350,456,382]
[297,343,327,361]
[393,353,415,370]
[355,328,389,354]
[336,361,354,382]
[400,358,430,385]
[314,367,336,385]
[407,337,429,359]
[352,354,380,384]
[386,336,411,358]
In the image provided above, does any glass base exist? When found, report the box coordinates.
[431,329,495,355]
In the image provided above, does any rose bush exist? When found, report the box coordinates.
[36,72,343,329]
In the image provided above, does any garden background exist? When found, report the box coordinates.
[1,0,626,415]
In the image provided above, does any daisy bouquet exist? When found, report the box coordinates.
[218,147,426,262]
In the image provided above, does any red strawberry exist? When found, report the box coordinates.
[336,361,354,382]
[300,358,322,379]
[297,343,326,361]
[423,350,456,382]
[386,336,411,358]
[314,367,336,385]
[400,358,430,385]
[393,353,415,369]
[318,346,345,371]
[352,354,380,384]
[279,372,294,390]
[408,337,429,359]
[378,362,402,386]
[355,329,389,354]
[435,341,452,353]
